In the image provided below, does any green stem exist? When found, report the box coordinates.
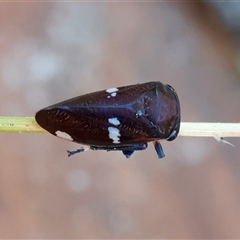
[0,116,45,133]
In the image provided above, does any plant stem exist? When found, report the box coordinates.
[0,117,46,133]
[180,122,240,137]
[0,116,240,137]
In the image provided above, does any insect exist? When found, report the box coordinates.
[35,81,180,158]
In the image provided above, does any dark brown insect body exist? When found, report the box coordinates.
[35,81,180,158]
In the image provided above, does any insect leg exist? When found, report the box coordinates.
[90,143,148,158]
[122,150,134,158]
[153,140,165,158]
[67,146,90,157]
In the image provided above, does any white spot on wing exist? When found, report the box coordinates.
[55,130,73,141]
[108,127,121,143]
[108,117,120,126]
[106,87,118,93]
[106,88,118,98]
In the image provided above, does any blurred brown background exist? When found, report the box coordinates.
[0,2,240,239]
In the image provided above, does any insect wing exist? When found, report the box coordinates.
[35,82,161,147]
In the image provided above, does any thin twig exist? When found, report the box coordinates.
[0,116,239,137]
[180,122,240,137]
[0,117,46,133]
